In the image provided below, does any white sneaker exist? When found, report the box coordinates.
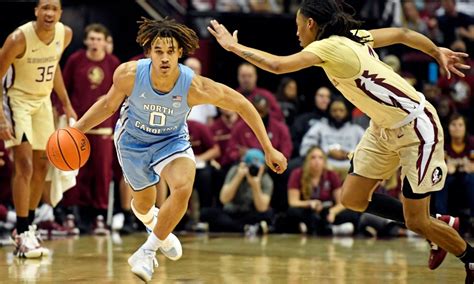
[128,248,158,282]
[12,226,45,259]
[159,233,182,261]
[331,222,354,236]
[29,225,50,257]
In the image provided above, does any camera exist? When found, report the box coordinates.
[248,163,260,176]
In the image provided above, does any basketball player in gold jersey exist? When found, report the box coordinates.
[0,0,76,258]
[209,0,474,281]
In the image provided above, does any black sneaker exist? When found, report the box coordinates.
[465,263,474,284]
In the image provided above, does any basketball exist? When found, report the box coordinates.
[46,127,90,171]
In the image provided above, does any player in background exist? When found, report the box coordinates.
[0,0,76,258]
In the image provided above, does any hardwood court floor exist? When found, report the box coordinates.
[0,233,466,283]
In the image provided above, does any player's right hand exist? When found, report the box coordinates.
[0,116,14,141]
[207,20,239,52]
[264,148,287,174]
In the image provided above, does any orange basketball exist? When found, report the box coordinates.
[46,127,90,171]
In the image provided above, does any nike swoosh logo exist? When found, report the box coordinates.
[32,48,40,52]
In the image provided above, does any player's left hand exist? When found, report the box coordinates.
[207,20,238,51]
[264,148,287,174]
[63,104,78,121]
[437,47,470,79]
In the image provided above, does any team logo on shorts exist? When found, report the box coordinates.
[431,167,443,185]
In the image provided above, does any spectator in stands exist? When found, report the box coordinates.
[291,86,331,158]
[210,108,239,202]
[188,120,221,209]
[236,63,284,122]
[437,95,458,132]
[227,95,291,211]
[216,0,250,13]
[383,54,416,86]
[61,23,120,235]
[227,95,292,163]
[287,146,359,235]
[211,108,239,167]
[401,0,443,44]
[300,98,364,178]
[276,77,301,126]
[436,0,474,48]
[185,57,217,125]
[438,40,474,118]
[200,149,273,234]
[434,114,474,228]
[249,0,282,14]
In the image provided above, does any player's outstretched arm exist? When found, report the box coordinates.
[188,75,287,174]
[73,62,133,133]
[370,27,470,79]
[208,20,320,74]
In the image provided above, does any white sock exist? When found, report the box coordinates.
[141,232,163,251]
[131,200,157,230]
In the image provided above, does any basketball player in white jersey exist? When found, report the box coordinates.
[0,0,76,258]
[209,0,474,281]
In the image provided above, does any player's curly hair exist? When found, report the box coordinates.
[136,17,199,55]
[300,0,370,44]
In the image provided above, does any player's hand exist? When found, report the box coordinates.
[436,47,470,79]
[264,148,287,174]
[207,20,238,51]
[63,104,78,122]
[0,115,14,141]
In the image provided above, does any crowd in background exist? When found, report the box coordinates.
[0,0,473,240]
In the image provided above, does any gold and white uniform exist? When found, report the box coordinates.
[5,21,65,150]
[303,30,446,195]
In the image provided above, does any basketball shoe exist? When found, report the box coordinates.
[12,226,45,259]
[144,207,182,261]
[428,214,460,270]
[93,215,110,236]
[128,247,158,282]
[466,263,474,284]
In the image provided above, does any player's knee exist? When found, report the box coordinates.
[405,217,430,234]
[14,157,33,179]
[132,198,154,214]
[170,183,192,201]
[341,190,367,212]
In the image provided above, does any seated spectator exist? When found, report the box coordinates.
[211,108,239,167]
[434,114,474,233]
[300,99,364,178]
[185,57,218,125]
[216,0,250,12]
[291,86,331,158]
[436,0,474,49]
[249,0,281,14]
[210,108,240,198]
[236,63,284,122]
[226,95,292,211]
[287,147,359,235]
[401,0,443,44]
[437,40,474,118]
[276,77,301,127]
[227,95,292,163]
[200,149,273,234]
[188,120,221,209]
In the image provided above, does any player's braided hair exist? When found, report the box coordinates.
[136,17,199,55]
[300,0,371,44]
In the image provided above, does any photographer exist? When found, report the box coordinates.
[200,149,274,234]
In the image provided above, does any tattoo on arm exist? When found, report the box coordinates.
[242,51,266,64]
